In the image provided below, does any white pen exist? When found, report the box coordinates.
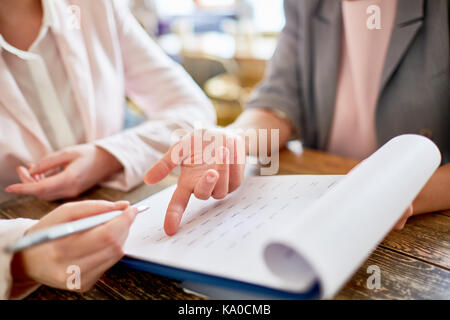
[4,205,150,254]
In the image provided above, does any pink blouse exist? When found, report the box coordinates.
[328,0,398,159]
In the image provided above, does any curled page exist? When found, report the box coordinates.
[263,134,442,298]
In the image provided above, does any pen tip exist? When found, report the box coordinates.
[135,205,150,213]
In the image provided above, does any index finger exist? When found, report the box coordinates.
[33,200,130,230]
[164,185,192,236]
[5,171,70,200]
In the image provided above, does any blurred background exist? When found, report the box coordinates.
[125,0,285,127]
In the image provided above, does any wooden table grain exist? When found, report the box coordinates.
[1,148,449,300]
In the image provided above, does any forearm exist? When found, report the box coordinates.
[227,108,293,155]
[412,163,450,215]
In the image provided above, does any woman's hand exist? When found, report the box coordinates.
[392,204,414,231]
[11,200,138,293]
[5,144,123,201]
[144,129,246,236]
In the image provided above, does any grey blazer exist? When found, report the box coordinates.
[246,0,449,163]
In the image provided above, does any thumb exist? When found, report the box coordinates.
[50,200,130,224]
[144,143,182,185]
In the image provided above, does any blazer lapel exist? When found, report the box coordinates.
[379,0,424,96]
[0,55,52,151]
[50,0,97,141]
[312,0,343,149]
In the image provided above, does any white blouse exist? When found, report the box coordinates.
[0,0,84,150]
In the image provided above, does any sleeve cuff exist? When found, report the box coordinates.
[245,95,302,140]
[0,218,40,300]
[94,130,162,192]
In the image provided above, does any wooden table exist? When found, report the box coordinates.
[1,148,449,300]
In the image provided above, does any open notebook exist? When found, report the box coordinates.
[122,135,441,299]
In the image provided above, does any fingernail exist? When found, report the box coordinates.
[5,187,19,194]
[115,200,130,207]
[206,172,217,183]
[135,205,149,214]
[128,207,138,216]
[165,211,181,236]
[5,185,16,191]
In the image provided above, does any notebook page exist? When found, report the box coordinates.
[124,174,342,292]
[263,135,442,298]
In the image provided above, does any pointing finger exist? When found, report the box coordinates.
[164,185,191,236]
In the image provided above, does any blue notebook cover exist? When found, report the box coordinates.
[120,256,320,299]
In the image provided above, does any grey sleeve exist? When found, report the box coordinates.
[245,0,302,136]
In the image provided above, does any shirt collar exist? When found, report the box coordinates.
[0,0,59,57]
[42,0,60,30]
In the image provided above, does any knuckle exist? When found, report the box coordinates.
[194,191,209,200]
[102,230,123,256]
[212,192,227,200]
[101,230,116,246]
[228,183,240,193]
[49,245,63,263]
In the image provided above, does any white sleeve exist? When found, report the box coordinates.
[95,0,216,191]
[0,218,39,300]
